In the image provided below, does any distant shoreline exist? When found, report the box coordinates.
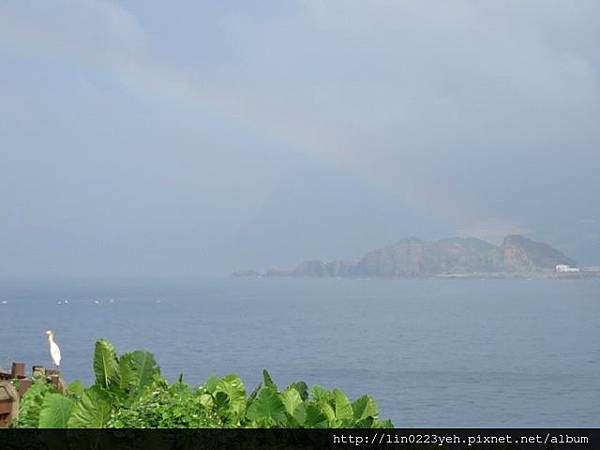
[234,234,599,280]
[432,271,600,280]
[233,271,600,280]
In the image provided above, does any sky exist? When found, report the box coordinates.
[1,0,599,278]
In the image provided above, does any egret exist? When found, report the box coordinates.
[45,330,61,368]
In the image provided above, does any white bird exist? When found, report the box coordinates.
[45,330,61,368]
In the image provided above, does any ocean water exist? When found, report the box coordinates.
[0,277,598,427]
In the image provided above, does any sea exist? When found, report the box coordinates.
[1,277,598,427]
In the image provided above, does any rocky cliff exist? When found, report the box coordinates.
[501,234,576,272]
[356,237,505,276]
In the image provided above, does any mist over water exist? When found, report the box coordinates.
[2,1,600,278]
[1,277,598,427]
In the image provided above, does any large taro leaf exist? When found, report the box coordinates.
[38,394,75,428]
[351,395,378,422]
[318,401,336,423]
[214,375,247,421]
[93,339,119,389]
[374,418,395,428]
[66,380,84,399]
[203,374,219,394]
[68,386,112,428]
[245,388,287,426]
[310,385,331,402]
[246,382,262,409]
[303,402,328,428]
[262,369,277,391]
[332,389,354,424]
[288,381,308,401]
[118,350,160,398]
[292,401,307,426]
[16,379,55,427]
[280,387,303,417]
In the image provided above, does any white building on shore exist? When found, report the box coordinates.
[555,264,580,273]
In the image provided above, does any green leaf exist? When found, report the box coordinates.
[320,401,336,423]
[245,388,286,426]
[199,393,213,409]
[38,394,75,428]
[68,386,112,428]
[292,402,307,426]
[119,350,160,397]
[374,418,395,428]
[215,375,247,421]
[246,382,262,408]
[280,387,303,416]
[262,369,277,391]
[203,374,219,394]
[311,385,331,402]
[288,381,308,401]
[93,339,120,389]
[332,389,353,422]
[303,402,328,428]
[351,395,378,422]
[66,380,84,398]
[17,380,56,427]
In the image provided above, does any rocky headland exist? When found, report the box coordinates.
[233,235,599,279]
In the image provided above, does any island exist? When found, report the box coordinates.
[233,235,600,279]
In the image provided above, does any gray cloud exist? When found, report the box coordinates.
[1,0,599,277]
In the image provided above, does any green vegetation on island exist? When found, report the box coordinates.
[13,339,392,428]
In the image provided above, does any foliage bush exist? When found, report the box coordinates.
[15,339,392,428]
